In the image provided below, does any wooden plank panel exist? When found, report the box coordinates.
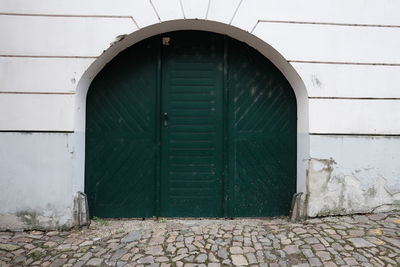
[161,31,224,217]
[227,37,297,217]
[85,36,159,218]
[0,94,74,131]
[309,99,400,134]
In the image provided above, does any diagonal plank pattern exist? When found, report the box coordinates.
[227,38,297,217]
[85,37,159,218]
[85,31,297,218]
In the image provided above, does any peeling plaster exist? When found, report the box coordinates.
[308,158,400,217]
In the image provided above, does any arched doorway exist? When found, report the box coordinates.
[85,31,297,218]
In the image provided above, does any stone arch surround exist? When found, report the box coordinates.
[74,20,310,204]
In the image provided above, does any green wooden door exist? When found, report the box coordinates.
[160,32,224,217]
[227,39,297,217]
[85,37,159,218]
[85,31,296,218]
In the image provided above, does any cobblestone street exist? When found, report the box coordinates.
[0,212,399,267]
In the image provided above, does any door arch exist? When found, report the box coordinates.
[85,31,297,218]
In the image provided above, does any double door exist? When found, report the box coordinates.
[85,31,296,218]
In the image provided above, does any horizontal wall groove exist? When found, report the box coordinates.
[0,130,74,133]
[258,19,400,28]
[0,12,134,20]
[0,91,75,95]
[0,55,98,59]
[310,133,400,137]
[289,60,400,66]
[0,12,140,28]
[309,97,400,100]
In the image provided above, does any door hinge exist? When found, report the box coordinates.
[162,37,170,46]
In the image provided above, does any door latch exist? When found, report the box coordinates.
[163,112,168,126]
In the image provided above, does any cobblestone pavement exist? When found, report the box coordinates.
[1,213,400,267]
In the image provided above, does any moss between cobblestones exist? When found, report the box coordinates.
[1,213,400,266]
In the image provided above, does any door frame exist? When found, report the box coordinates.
[75,20,309,216]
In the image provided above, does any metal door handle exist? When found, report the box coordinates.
[163,112,168,126]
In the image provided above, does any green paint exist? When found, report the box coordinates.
[227,38,297,216]
[85,31,296,218]
[160,32,224,217]
[85,36,159,218]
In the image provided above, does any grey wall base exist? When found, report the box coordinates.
[0,133,76,230]
[1,133,400,229]
[307,135,400,217]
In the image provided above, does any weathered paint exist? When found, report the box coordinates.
[0,133,75,230]
[308,135,400,217]
[0,0,400,229]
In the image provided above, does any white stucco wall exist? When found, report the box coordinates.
[0,0,399,229]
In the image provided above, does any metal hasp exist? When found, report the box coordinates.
[85,31,297,218]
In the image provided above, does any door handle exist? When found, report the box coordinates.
[163,112,168,126]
